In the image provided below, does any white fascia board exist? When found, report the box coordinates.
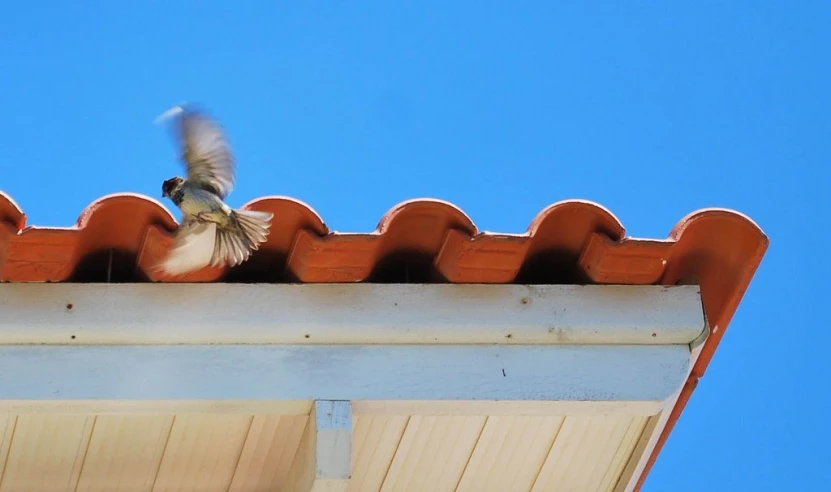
[0,283,704,417]
[0,344,689,410]
[0,283,705,345]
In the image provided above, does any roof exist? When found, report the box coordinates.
[0,190,768,489]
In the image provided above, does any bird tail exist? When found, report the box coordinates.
[210,209,274,268]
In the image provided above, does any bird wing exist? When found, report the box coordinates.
[156,218,219,276]
[174,106,236,199]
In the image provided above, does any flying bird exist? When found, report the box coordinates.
[154,104,273,276]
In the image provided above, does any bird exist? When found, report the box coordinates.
[154,104,273,276]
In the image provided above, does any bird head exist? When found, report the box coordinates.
[162,177,185,198]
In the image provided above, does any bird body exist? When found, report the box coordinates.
[167,180,231,224]
[155,105,273,275]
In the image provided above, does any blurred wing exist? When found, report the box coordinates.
[177,107,236,199]
[157,220,218,276]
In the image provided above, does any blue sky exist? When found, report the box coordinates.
[1,1,828,489]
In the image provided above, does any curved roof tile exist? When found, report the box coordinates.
[0,190,768,488]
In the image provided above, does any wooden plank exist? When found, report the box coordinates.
[0,345,690,413]
[612,414,666,492]
[75,415,173,492]
[151,415,251,492]
[599,417,649,491]
[352,400,665,417]
[349,416,409,492]
[284,401,353,492]
[0,415,94,491]
[379,416,486,492]
[0,283,705,345]
[455,416,565,492]
[531,416,636,491]
[0,416,17,481]
[228,415,308,491]
[0,400,312,416]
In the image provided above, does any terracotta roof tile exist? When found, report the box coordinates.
[0,190,768,489]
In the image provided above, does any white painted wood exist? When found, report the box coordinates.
[0,399,667,417]
[0,283,705,345]
[351,400,668,417]
[0,400,313,415]
[284,400,352,492]
[0,282,710,490]
[0,345,689,413]
[616,319,711,491]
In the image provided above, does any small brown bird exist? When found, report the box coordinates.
[155,104,273,276]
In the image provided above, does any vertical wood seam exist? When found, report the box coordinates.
[225,415,255,492]
[452,416,489,492]
[377,415,410,492]
[598,418,641,491]
[611,415,660,492]
[0,415,19,491]
[149,415,177,491]
[70,416,98,492]
[528,416,567,491]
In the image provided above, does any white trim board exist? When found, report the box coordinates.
[0,283,704,418]
[0,344,689,415]
[0,400,671,417]
[0,283,705,345]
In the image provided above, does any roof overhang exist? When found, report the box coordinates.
[0,282,706,491]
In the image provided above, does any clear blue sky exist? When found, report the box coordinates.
[1,1,828,489]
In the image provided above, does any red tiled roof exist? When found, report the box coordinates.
[0,190,768,489]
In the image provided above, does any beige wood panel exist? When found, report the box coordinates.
[75,415,174,492]
[599,417,648,491]
[151,415,252,492]
[349,415,409,492]
[0,415,94,491]
[0,412,653,491]
[380,416,486,492]
[456,416,565,492]
[0,416,16,480]
[531,416,637,492]
[611,415,662,492]
[228,415,308,492]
